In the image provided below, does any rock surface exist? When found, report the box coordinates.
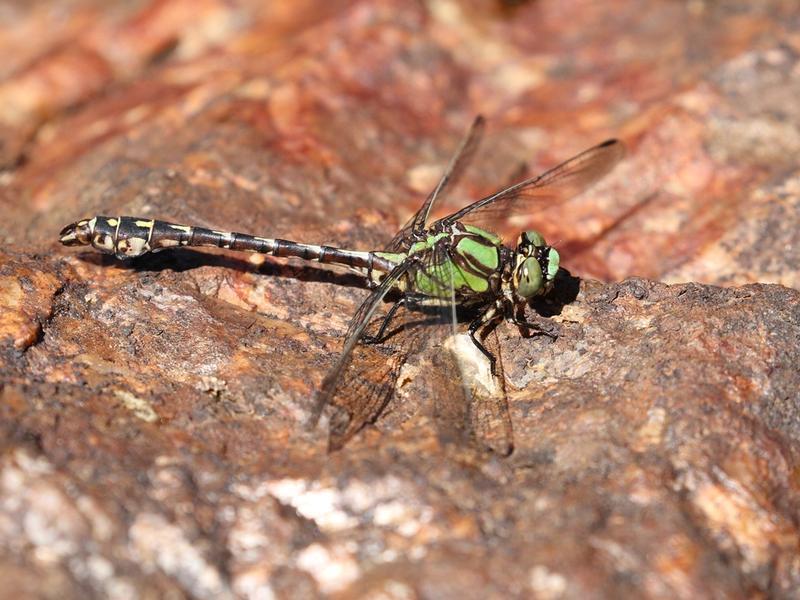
[1,1,800,598]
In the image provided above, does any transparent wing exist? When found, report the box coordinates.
[425,250,475,450]
[308,260,414,444]
[459,326,513,456]
[385,116,486,251]
[439,139,625,236]
[421,244,514,455]
[325,327,414,451]
[317,242,512,454]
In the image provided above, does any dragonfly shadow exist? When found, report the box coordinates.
[71,248,370,290]
[369,314,446,346]
[529,268,581,317]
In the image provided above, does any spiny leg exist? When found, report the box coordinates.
[362,298,406,344]
[362,291,436,344]
[468,303,503,375]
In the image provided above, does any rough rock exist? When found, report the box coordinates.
[1,1,800,598]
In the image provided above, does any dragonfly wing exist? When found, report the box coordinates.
[309,260,414,449]
[385,116,486,251]
[461,327,513,456]
[424,244,514,455]
[425,245,473,449]
[440,139,625,238]
[316,241,513,455]
[325,330,412,451]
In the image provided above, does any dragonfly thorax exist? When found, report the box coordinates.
[511,230,559,301]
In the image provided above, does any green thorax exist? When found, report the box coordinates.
[376,224,503,299]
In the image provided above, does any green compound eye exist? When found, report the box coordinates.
[516,257,543,299]
[522,230,546,248]
[546,248,560,281]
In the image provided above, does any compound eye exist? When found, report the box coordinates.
[546,248,560,282]
[516,257,543,299]
[521,230,546,248]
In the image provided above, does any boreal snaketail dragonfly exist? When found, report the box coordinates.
[60,117,624,452]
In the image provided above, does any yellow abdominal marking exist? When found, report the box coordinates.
[119,237,149,256]
[169,224,192,233]
[94,234,114,252]
[140,220,155,244]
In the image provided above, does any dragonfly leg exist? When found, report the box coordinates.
[362,298,406,344]
[468,304,502,375]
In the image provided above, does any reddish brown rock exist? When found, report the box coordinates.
[3,268,799,598]
[0,253,61,350]
[1,1,800,598]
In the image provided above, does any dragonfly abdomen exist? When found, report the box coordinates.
[59,216,397,273]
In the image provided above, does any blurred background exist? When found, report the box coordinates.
[1,0,798,286]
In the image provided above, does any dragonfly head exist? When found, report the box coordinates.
[511,230,560,301]
[59,218,95,247]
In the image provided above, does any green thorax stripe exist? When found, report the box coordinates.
[408,224,502,298]
[454,235,499,277]
[462,224,502,246]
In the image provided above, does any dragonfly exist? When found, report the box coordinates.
[59,117,624,453]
